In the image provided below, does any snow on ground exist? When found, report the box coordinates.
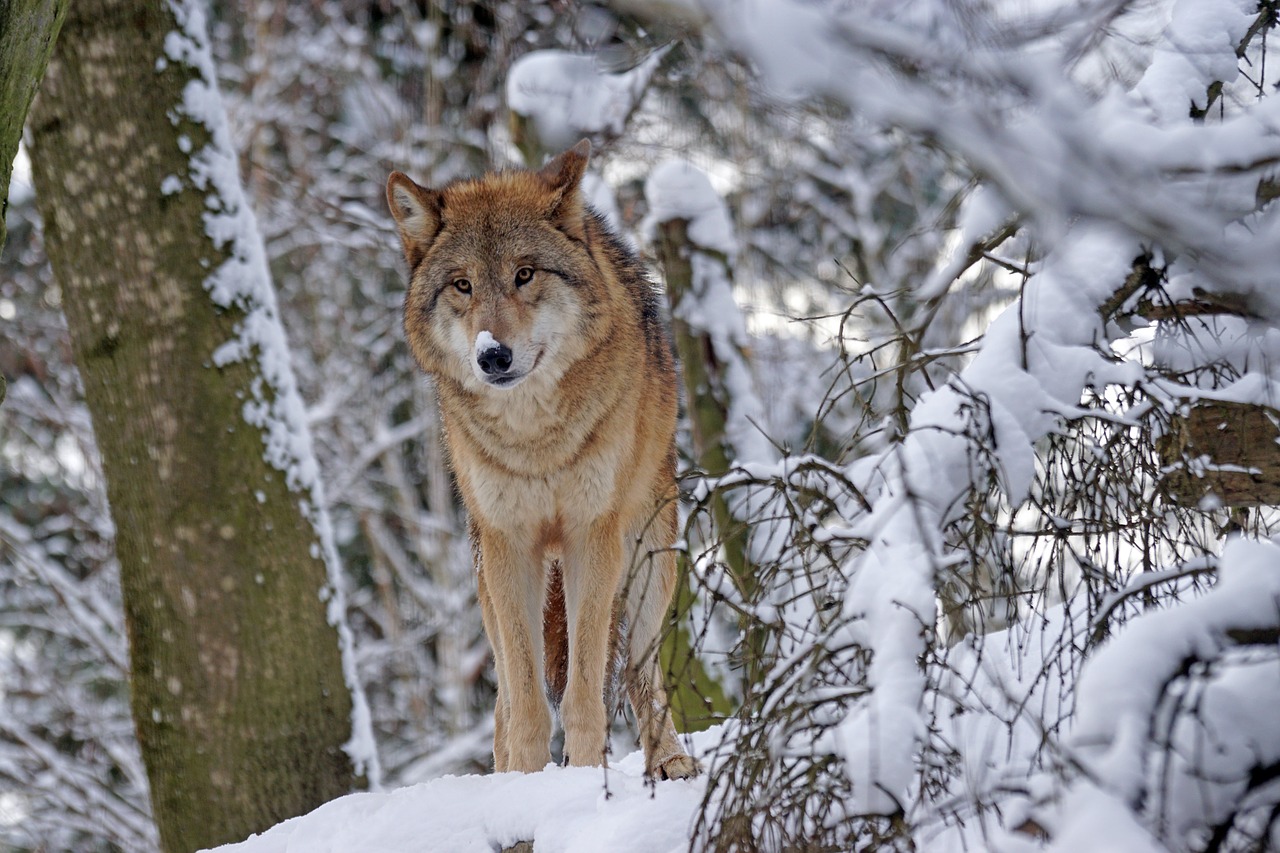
[205,729,721,853]
[203,602,1070,853]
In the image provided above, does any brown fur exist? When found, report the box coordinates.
[387,141,699,779]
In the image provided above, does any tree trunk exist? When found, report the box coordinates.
[28,2,364,850]
[653,217,768,695]
[0,0,67,253]
[653,218,756,599]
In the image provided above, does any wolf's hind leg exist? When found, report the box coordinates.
[542,561,568,711]
[625,516,701,781]
[625,646,699,779]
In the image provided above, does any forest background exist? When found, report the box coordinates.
[3,0,1280,851]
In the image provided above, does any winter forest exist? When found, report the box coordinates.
[3,0,1280,850]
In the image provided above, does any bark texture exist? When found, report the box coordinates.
[0,0,67,252]
[1160,401,1280,507]
[653,217,754,726]
[28,2,358,850]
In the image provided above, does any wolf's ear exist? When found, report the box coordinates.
[537,139,590,241]
[386,172,443,269]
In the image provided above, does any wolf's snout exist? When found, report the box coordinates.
[477,343,514,376]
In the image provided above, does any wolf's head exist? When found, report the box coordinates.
[388,140,612,393]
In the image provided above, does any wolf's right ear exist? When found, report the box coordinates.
[386,172,443,269]
[537,139,591,241]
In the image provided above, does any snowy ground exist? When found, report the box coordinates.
[206,729,722,853]
[201,602,1073,853]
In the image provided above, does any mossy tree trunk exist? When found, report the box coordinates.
[653,217,769,698]
[28,1,362,850]
[0,0,67,413]
[652,219,756,600]
[0,0,66,254]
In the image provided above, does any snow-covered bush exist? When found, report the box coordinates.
[639,1,1280,850]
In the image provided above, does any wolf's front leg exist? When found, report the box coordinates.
[561,515,626,767]
[478,527,552,773]
[476,564,510,771]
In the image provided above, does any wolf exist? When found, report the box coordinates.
[386,140,700,780]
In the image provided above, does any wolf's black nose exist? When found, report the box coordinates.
[477,343,514,375]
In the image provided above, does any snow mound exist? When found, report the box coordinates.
[204,730,720,853]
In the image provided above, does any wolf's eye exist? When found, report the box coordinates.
[453,278,472,294]
[514,266,534,286]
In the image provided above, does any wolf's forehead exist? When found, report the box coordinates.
[443,172,550,219]
[428,227,548,278]
[438,214,548,255]
[428,173,559,265]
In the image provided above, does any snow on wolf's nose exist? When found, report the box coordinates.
[475,330,500,357]
[474,330,514,377]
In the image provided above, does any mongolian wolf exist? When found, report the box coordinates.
[386,140,700,780]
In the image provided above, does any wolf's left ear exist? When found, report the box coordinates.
[538,139,591,241]
[387,172,443,269]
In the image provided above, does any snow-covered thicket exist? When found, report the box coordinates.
[659,0,1280,850]
[6,0,1280,850]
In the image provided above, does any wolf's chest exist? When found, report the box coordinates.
[455,435,624,529]
[447,405,633,525]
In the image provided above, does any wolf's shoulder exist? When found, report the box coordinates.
[585,208,666,325]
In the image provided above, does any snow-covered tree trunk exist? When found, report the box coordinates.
[27,1,373,849]
[650,214,758,716]
[646,162,779,705]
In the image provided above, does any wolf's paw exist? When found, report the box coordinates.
[657,753,702,781]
